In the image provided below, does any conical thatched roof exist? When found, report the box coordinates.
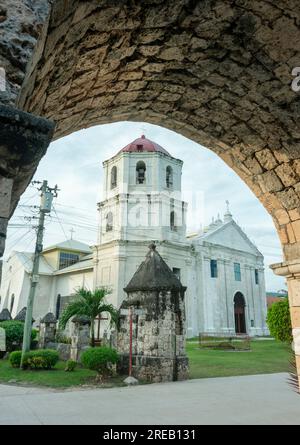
[124,243,185,293]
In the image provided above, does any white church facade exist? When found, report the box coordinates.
[0,136,269,337]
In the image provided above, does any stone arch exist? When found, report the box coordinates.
[1,1,299,253]
[1,0,300,385]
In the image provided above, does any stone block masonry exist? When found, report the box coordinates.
[117,244,189,383]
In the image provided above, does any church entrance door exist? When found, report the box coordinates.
[234,292,246,334]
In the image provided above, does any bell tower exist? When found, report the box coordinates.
[97,135,187,244]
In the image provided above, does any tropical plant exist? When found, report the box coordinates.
[81,347,118,376]
[266,298,292,343]
[59,287,118,347]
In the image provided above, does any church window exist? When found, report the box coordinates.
[255,269,259,284]
[173,268,181,280]
[166,166,173,188]
[210,260,218,278]
[59,252,79,270]
[10,294,15,313]
[136,161,146,184]
[106,212,113,232]
[56,294,61,319]
[170,211,177,231]
[234,262,241,281]
[111,166,117,189]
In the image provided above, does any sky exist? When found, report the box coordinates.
[5,121,285,291]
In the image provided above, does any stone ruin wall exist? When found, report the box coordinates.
[117,289,189,383]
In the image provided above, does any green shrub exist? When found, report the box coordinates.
[25,349,59,370]
[0,320,37,351]
[64,360,77,372]
[10,349,59,369]
[267,298,292,343]
[81,347,118,375]
[9,350,22,368]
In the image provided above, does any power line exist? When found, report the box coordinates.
[52,205,77,248]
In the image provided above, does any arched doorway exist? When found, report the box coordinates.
[234,292,246,334]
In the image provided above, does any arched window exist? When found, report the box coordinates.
[136,161,146,184]
[111,166,117,189]
[234,292,246,334]
[106,212,113,232]
[10,294,15,313]
[170,211,177,231]
[166,166,173,188]
[56,294,61,320]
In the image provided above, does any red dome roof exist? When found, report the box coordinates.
[118,135,171,156]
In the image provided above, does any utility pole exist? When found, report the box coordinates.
[20,180,59,368]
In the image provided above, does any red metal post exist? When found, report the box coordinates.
[129,308,133,377]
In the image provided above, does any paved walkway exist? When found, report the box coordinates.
[0,373,299,425]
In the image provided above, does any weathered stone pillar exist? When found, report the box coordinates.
[0,105,55,257]
[271,260,300,390]
[117,243,189,383]
[70,316,91,362]
[38,312,57,348]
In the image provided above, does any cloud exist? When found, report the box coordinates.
[7,121,285,291]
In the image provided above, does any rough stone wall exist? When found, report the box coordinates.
[0,0,299,261]
[0,106,55,257]
[0,0,51,105]
[117,289,188,382]
[70,320,90,362]
[46,341,71,360]
[38,321,56,348]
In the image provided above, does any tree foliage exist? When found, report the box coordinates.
[266,298,292,343]
[59,287,118,346]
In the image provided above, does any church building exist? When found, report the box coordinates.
[0,136,269,337]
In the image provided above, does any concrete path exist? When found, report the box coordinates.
[0,373,299,425]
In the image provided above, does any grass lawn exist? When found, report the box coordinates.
[0,360,125,388]
[186,339,291,379]
[0,340,291,388]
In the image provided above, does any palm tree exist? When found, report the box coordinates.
[59,287,118,347]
